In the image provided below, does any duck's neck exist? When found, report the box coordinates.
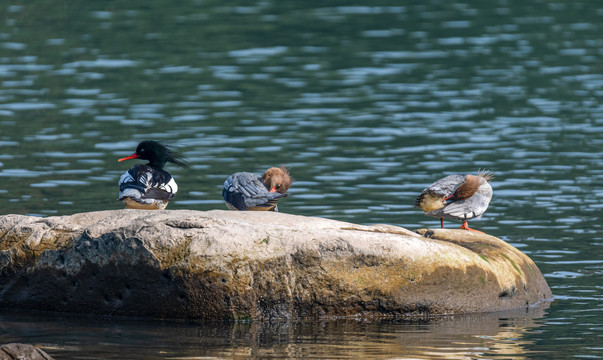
[147,158,166,168]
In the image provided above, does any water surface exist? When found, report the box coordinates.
[0,0,602,358]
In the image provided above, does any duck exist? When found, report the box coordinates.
[222,166,293,211]
[117,140,187,210]
[415,170,493,231]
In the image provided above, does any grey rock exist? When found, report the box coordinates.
[0,210,552,319]
[0,343,55,360]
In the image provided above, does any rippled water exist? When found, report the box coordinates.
[1,0,602,359]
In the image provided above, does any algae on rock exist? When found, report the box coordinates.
[0,210,552,320]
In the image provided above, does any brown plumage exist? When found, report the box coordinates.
[261,166,293,194]
[450,175,480,200]
[449,170,494,202]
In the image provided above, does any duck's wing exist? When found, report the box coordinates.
[246,191,289,211]
[119,165,177,203]
[141,187,174,201]
[415,174,465,208]
[427,174,465,194]
[223,172,288,211]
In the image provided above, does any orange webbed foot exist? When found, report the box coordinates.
[460,221,484,233]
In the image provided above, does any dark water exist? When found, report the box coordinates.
[0,306,552,359]
[0,0,601,358]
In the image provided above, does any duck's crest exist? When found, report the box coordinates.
[476,169,494,182]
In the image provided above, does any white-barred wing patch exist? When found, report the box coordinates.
[118,164,178,202]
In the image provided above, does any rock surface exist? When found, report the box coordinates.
[0,343,55,360]
[0,210,552,320]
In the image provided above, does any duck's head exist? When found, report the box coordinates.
[262,166,293,194]
[118,140,187,168]
[447,170,494,202]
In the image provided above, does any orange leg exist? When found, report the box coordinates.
[440,218,444,229]
[460,220,484,233]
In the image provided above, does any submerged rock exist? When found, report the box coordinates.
[0,343,55,360]
[0,210,552,320]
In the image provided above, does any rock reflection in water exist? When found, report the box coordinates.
[0,303,549,359]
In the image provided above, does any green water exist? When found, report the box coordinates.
[1,0,602,358]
